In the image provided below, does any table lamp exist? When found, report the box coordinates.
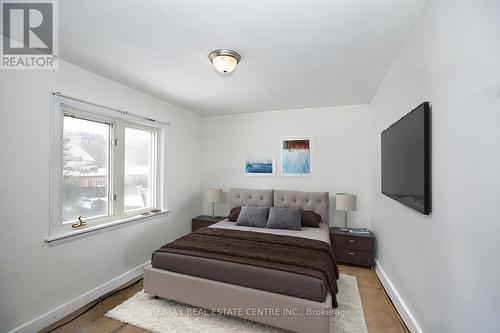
[206,188,223,218]
[336,193,357,231]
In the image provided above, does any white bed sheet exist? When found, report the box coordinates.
[209,219,331,244]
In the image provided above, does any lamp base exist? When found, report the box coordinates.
[339,211,349,232]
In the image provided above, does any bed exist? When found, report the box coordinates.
[144,189,337,333]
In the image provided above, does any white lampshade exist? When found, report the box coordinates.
[206,188,223,203]
[336,193,357,211]
[212,55,238,73]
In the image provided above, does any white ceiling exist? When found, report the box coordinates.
[59,0,427,116]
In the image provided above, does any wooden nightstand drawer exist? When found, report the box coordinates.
[330,227,375,267]
[335,248,374,267]
[191,216,226,232]
[192,220,213,231]
[332,235,374,251]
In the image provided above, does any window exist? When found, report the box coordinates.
[124,127,155,212]
[49,95,166,242]
[63,116,111,222]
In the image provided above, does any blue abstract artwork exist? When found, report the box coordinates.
[282,139,311,175]
[245,158,274,174]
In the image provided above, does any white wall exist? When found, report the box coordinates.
[370,0,500,332]
[203,105,372,228]
[0,60,203,332]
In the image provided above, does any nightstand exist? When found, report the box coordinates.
[192,215,226,232]
[330,227,375,268]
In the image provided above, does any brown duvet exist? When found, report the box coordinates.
[152,227,339,307]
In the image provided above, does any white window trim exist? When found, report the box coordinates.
[48,94,169,245]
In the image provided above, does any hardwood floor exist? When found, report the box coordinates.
[43,265,408,333]
[339,265,409,333]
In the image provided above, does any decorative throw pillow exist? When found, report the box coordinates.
[266,207,302,230]
[227,207,241,222]
[235,206,269,228]
[301,210,321,227]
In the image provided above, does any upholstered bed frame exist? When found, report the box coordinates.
[229,188,329,224]
[144,188,332,333]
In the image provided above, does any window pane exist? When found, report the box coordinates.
[124,127,153,211]
[63,116,110,222]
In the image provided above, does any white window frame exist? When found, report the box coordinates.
[48,94,167,244]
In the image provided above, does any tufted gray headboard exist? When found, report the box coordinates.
[274,190,329,224]
[229,188,274,209]
[229,188,329,224]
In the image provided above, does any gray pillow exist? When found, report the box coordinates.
[235,206,269,228]
[266,207,302,230]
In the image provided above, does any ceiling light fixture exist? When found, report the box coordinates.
[208,49,241,74]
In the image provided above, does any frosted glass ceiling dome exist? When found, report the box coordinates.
[209,49,241,74]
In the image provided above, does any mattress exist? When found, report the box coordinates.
[209,220,331,243]
[151,221,331,302]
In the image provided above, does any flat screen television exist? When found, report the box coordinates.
[381,102,431,215]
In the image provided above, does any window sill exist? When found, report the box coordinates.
[45,210,171,246]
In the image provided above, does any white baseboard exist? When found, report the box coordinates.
[8,261,150,333]
[374,260,423,333]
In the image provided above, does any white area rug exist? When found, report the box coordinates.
[106,273,367,333]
